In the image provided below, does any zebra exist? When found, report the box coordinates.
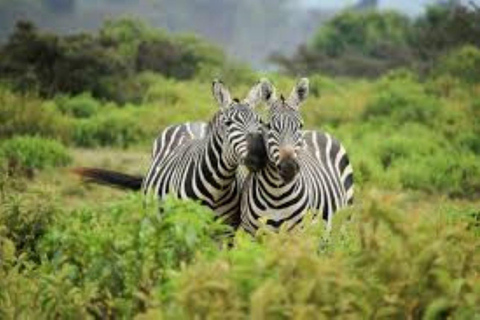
[74,79,269,227]
[240,78,354,234]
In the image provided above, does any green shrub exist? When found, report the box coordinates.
[164,197,480,319]
[274,4,480,78]
[397,152,480,198]
[435,46,480,84]
[311,10,411,57]
[0,87,69,141]
[0,21,126,99]
[72,111,147,148]
[1,185,479,319]
[0,136,71,175]
[338,120,480,197]
[55,93,101,118]
[457,99,480,154]
[33,195,230,318]
[363,75,441,125]
[457,132,480,155]
[0,19,249,103]
[0,185,59,261]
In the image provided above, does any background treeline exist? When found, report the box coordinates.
[273,3,480,78]
[2,3,480,105]
[0,0,326,67]
[0,18,254,103]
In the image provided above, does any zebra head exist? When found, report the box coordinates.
[264,78,309,183]
[211,79,272,171]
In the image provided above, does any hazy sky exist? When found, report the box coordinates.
[302,0,479,15]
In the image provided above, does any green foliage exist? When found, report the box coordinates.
[1,10,480,318]
[413,4,480,65]
[312,10,411,57]
[1,189,479,319]
[0,185,59,261]
[0,21,126,99]
[0,18,252,102]
[363,73,441,125]
[435,45,480,84]
[274,3,480,78]
[0,136,71,175]
[55,92,101,118]
[1,195,231,318]
[72,111,147,148]
[164,195,480,319]
[273,10,414,77]
[347,121,480,197]
[0,86,69,140]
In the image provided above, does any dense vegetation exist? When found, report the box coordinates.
[0,19,254,102]
[0,0,323,68]
[273,3,480,78]
[1,4,480,319]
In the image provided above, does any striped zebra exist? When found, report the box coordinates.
[240,78,354,233]
[75,80,269,227]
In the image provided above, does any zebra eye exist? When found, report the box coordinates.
[224,120,234,127]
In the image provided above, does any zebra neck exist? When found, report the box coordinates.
[199,130,238,188]
[262,162,299,189]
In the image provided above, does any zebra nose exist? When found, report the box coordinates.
[278,158,299,183]
[245,132,267,171]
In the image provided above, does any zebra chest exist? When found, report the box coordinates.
[241,175,312,231]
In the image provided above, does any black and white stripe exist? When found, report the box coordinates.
[142,80,269,227]
[150,122,208,160]
[240,78,354,233]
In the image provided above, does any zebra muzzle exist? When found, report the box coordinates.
[278,158,299,183]
[244,132,267,172]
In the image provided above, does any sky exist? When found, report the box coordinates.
[302,0,479,15]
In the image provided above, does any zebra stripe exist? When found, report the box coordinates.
[142,80,268,227]
[240,78,354,233]
[151,122,208,160]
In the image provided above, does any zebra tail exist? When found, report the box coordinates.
[72,167,143,191]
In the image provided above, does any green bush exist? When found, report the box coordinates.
[338,120,480,197]
[0,87,69,141]
[458,132,480,154]
[0,184,60,261]
[55,93,101,118]
[435,46,480,84]
[71,108,150,148]
[0,21,126,99]
[29,196,228,318]
[0,19,251,103]
[311,10,411,57]
[163,197,480,319]
[362,75,441,125]
[274,4,480,79]
[2,192,479,319]
[397,152,480,198]
[0,136,71,175]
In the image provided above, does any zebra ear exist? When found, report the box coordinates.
[243,78,276,107]
[212,79,232,109]
[260,78,276,105]
[287,78,309,109]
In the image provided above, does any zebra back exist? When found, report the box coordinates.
[303,130,354,205]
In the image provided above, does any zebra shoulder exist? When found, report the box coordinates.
[303,130,350,169]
